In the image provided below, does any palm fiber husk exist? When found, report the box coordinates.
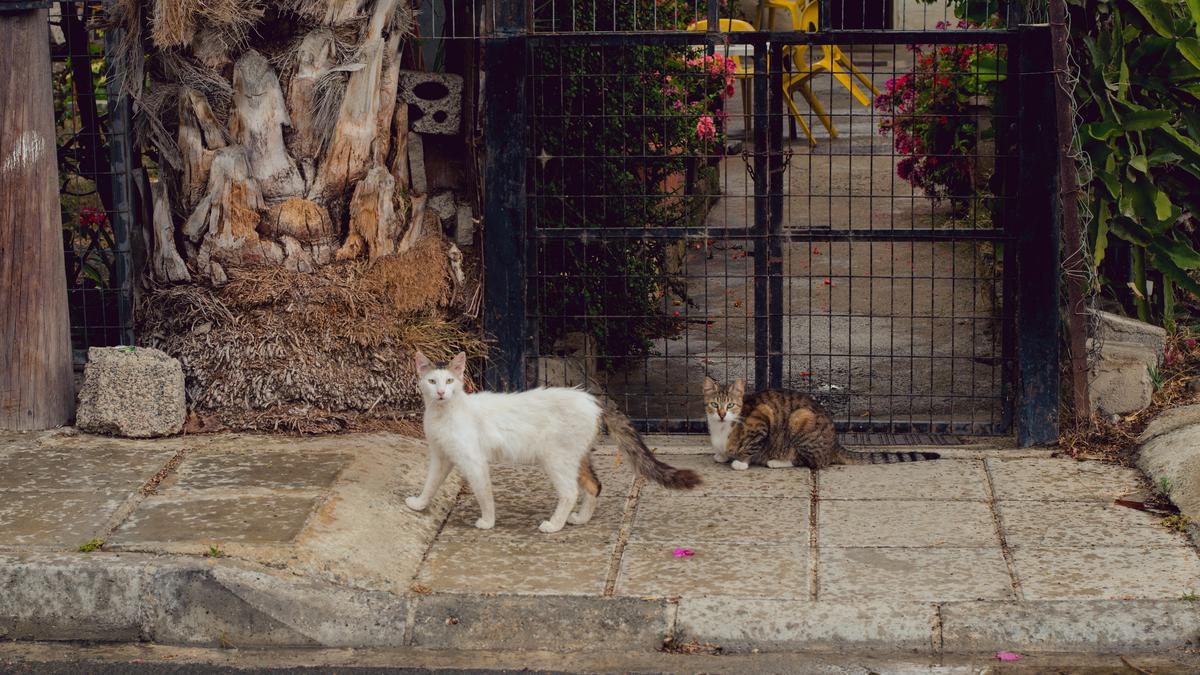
[138,233,485,432]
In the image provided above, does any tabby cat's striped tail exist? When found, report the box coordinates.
[839,447,941,464]
[601,408,702,489]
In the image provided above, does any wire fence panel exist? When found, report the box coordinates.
[518,1,1035,436]
[49,2,135,364]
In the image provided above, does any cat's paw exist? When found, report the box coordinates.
[405,496,427,511]
[474,517,494,530]
[730,460,750,471]
[712,452,730,463]
[539,520,564,533]
[568,511,590,525]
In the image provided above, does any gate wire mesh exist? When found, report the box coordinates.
[49,2,135,364]
[523,1,1023,434]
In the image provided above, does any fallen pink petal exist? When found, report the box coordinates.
[995,651,1023,662]
[673,548,695,557]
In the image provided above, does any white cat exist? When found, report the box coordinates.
[404,351,701,533]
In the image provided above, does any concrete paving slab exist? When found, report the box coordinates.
[0,445,176,492]
[818,500,999,547]
[410,595,669,651]
[1011,546,1200,600]
[0,491,129,548]
[631,495,808,544]
[638,454,812,498]
[109,494,319,545]
[615,542,808,599]
[987,458,1147,502]
[164,450,350,491]
[999,501,1192,549]
[820,460,989,501]
[941,599,1200,652]
[416,538,612,595]
[439,492,624,542]
[818,547,1014,601]
[675,597,937,651]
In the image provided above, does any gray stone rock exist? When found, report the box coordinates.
[397,71,463,135]
[1138,404,1200,520]
[1087,310,1166,416]
[76,347,185,438]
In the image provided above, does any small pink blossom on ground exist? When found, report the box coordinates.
[995,651,1023,662]
[673,548,695,557]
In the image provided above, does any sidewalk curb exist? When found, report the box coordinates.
[4,551,1200,653]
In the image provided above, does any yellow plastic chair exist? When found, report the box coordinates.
[686,19,757,139]
[771,0,880,141]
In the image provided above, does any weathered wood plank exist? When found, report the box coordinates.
[0,9,75,429]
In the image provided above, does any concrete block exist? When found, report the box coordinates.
[535,332,596,388]
[818,500,998,547]
[675,597,937,652]
[76,346,185,438]
[417,538,611,595]
[1138,405,1200,519]
[410,595,668,651]
[1087,309,1167,415]
[941,600,1200,652]
[397,71,463,135]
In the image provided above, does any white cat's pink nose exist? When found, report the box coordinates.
[436,390,445,397]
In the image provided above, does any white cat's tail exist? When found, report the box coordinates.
[602,407,701,489]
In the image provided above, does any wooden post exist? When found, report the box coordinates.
[1,7,75,429]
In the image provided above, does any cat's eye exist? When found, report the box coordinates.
[427,379,436,384]
[709,402,718,408]
[725,404,733,409]
[446,378,455,383]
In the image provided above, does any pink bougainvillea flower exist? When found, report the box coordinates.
[695,114,716,141]
[673,548,695,557]
[995,652,1022,662]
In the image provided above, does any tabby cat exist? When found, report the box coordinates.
[703,376,940,469]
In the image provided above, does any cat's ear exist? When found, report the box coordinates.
[702,376,718,396]
[414,351,434,375]
[448,351,467,378]
[731,378,746,398]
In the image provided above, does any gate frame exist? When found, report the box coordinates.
[481,1,1061,445]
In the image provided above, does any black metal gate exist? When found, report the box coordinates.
[483,1,1060,445]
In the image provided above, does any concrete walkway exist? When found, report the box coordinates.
[3,430,1200,658]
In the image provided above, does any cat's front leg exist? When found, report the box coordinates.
[726,423,762,471]
[406,446,452,511]
[458,461,495,529]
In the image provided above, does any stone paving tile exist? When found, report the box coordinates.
[818,500,999,547]
[616,542,809,599]
[639,454,812,498]
[820,460,988,501]
[987,458,1147,502]
[999,502,1193,549]
[0,445,176,492]
[0,490,128,547]
[631,495,808,544]
[416,538,611,595]
[819,547,1015,601]
[165,450,350,491]
[440,491,625,543]
[1012,547,1200,600]
[109,494,319,545]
